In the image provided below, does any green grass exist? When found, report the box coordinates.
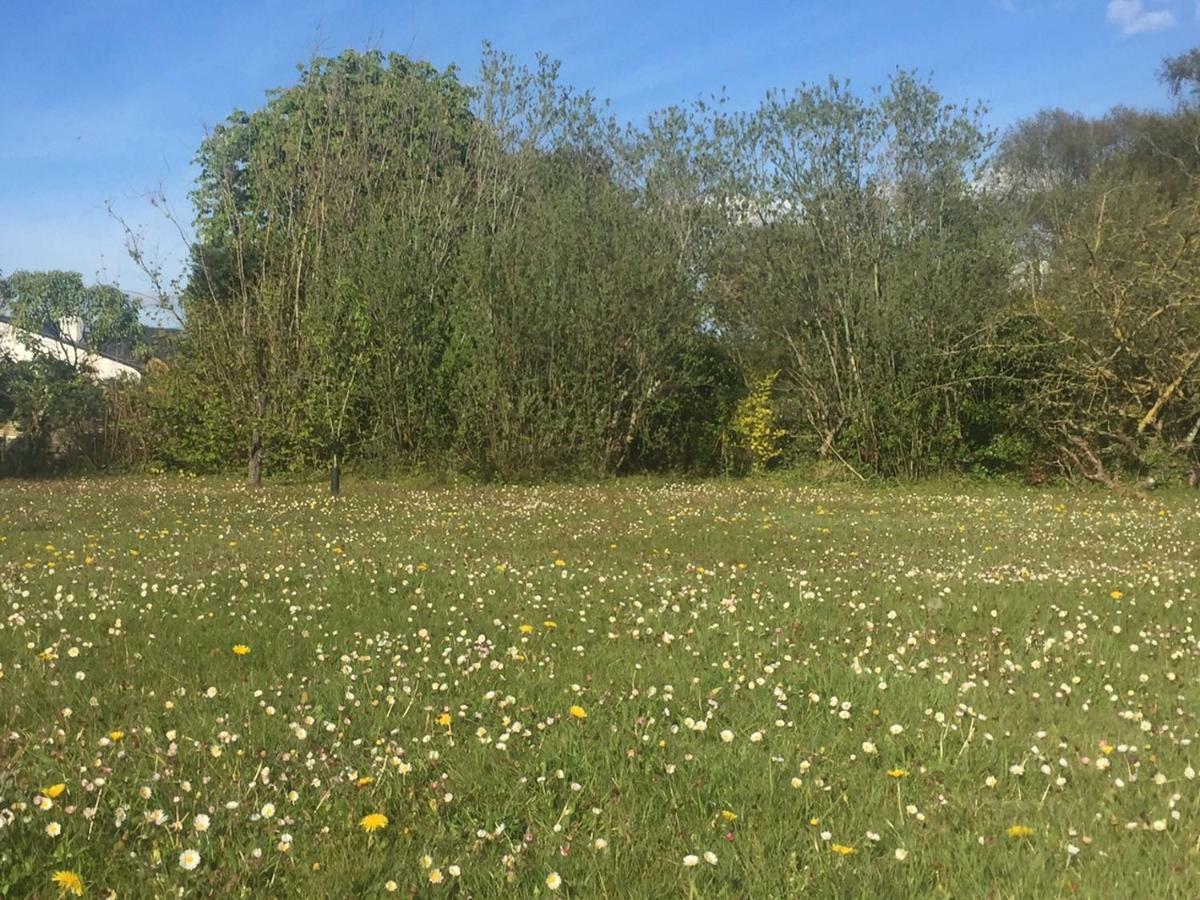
[2,475,1199,898]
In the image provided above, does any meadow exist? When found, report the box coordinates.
[1,476,1198,898]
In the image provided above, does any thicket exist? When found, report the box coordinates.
[4,45,1199,486]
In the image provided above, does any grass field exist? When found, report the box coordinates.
[2,476,1199,898]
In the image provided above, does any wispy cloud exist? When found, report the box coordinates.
[1106,0,1176,36]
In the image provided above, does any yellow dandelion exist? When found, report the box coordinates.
[569,705,587,720]
[720,809,738,822]
[435,713,452,728]
[232,644,251,656]
[360,813,388,832]
[51,870,84,896]
[519,624,534,635]
[428,868,443,884]
[107,730,124,742]
[544,620,557,629]
[831,844,856,856]
[887,768,909,778]
[356,776,374,787]
[1110,590,1124,600]
[43,783,67,799]
[1007,824,1034,839]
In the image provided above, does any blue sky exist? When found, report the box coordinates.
[2,0,1198,300]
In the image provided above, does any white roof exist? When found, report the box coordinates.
[0,320,141,381]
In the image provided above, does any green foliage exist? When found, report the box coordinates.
[0,357,105,473]
[91,43,1200,487]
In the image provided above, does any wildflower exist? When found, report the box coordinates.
[703,851,718,865]
[384,880,398,892]
[179,849,201,871]
[831,844,856,855]
[887,768,908,778]
[894,848,909,861]
[569,705,587,720]
[720,729,734,743]
[1007,825,1034,839]
[546,871,563,890]
[107,730,124,742]
[594,837,608,850]
[360,813,388,832]
[46,822,62,837]
[51,870,84,896]
[888,724,904,736]
[232,644,251,655]
[519,624,534,634]
[721,810,738,823]
[193,813,210,833]
[435,713,452,727]
[261,803,276,819]
[43,783,67,799]
[544,620,557,629]
[1110,590,1124,600]
[429,869,443,884]
[683,854,700,867]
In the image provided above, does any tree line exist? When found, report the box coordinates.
[4,45,1200,487]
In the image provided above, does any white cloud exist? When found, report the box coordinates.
[1106,0,1176,35]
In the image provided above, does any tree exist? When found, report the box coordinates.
[184,50,474,487]
[1161,47,1200,104]
[1,270,140,371]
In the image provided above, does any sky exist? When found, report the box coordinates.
[2,0,1198,303]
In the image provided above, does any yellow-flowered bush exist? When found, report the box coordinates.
[730,372,788,472]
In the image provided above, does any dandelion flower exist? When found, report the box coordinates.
[107,730,124,742]
[51,870,84,896]
[435,713,452,727]
[179,849,201,871]
[232,644,251,655]
[46,822,62,837]
[720,810,737,823]
[831,844,856,856]
[360,813,388,832]
[887,768,908,778]
[43,783,67,799]
[1007,824,1034,839]
[546,871,563,890]
[569,705,587,720]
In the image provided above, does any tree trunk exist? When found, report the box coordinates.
[247,429,263,488]
[330,450,341,496]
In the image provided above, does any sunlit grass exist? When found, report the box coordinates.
[2,476,1198,897]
